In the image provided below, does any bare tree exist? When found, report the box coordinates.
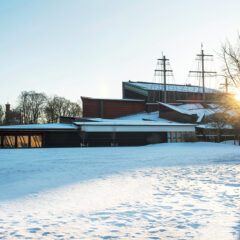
[205,112,231,142]
[44,96,82,123]
[0,105,4,125]
[69,102,82,117]
[17,91,47,124]
[221,35,240,88]
[230,115,240,145]
[44,97,57,123]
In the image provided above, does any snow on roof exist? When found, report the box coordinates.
[159,102,219,123]
[197,123,233,129]
[116,111,181,124]
[0,123,78,130]
[116,111,160,121]
[177,104,218,122]
[126,81,220,94]
[80,112,185,125]
[159,102,193,116]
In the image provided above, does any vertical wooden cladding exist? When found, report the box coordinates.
[103,100,145,118]
[82,97,101,118]
[82,97,145,119]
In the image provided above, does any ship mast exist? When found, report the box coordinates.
[189,45,216,101]
[154,54,173,103]
[220,76,229,93]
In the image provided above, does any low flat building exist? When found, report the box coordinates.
[0,123,79,148]
[0,116,195,148]
[75,119,195,146]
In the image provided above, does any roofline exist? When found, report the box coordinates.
[75,123,196,127]
[124,81,221,93]
[176,100,222,103]
[0,128,78,132]
[81,96,145,102]
[158,102,194,116]
[125,81,210,89]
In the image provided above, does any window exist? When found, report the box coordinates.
[172,132,176,142]
[178,132,182,142]
[17,136,28,148]
[168,132,183,143]
[31,136,42,148]
[167,132,171,143]
[3,136,15,148]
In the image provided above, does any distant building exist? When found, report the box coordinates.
[4,104,22,125]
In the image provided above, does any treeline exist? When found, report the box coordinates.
[0,105,4,124]
[0,90,82,124]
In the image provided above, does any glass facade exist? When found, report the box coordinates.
[17,136,28,148]
[3,136,15,148]
[31,136,42,148]
[168,132,191,143]
[0,135,42,148]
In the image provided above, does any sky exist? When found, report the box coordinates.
[0,0,240,106]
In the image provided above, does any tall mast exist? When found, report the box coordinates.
[155,55,173,103]
[201,48,205,101]
[189,45,216,101]
[225,77,229,93]
[220,76,229,93]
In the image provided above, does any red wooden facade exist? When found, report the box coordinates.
[81,97,146,119]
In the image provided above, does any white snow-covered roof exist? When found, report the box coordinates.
[159,103,219,123]
[197,123,233,129]
[74,112,196,133]
[159,102,193,116]
[78,112,186,125]
[177,104,218,122]
[116,111,165,121]
[126,81,220,93]
[0,123,78,130]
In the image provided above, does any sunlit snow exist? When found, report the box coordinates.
[0,143,239,239]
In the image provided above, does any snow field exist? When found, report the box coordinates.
[0,143,239,239]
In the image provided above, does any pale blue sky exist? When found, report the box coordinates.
[0,0,240,105]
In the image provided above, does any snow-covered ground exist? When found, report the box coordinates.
[221,140,239,145]
[0,143,240,240]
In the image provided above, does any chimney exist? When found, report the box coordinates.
[5,103,10,124]
[6,103,10,112]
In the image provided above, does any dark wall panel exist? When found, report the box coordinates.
[44,132,81,148]
[123,89,148,101]
[84,132,168,147]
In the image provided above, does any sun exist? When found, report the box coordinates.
[234,92,240,101]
